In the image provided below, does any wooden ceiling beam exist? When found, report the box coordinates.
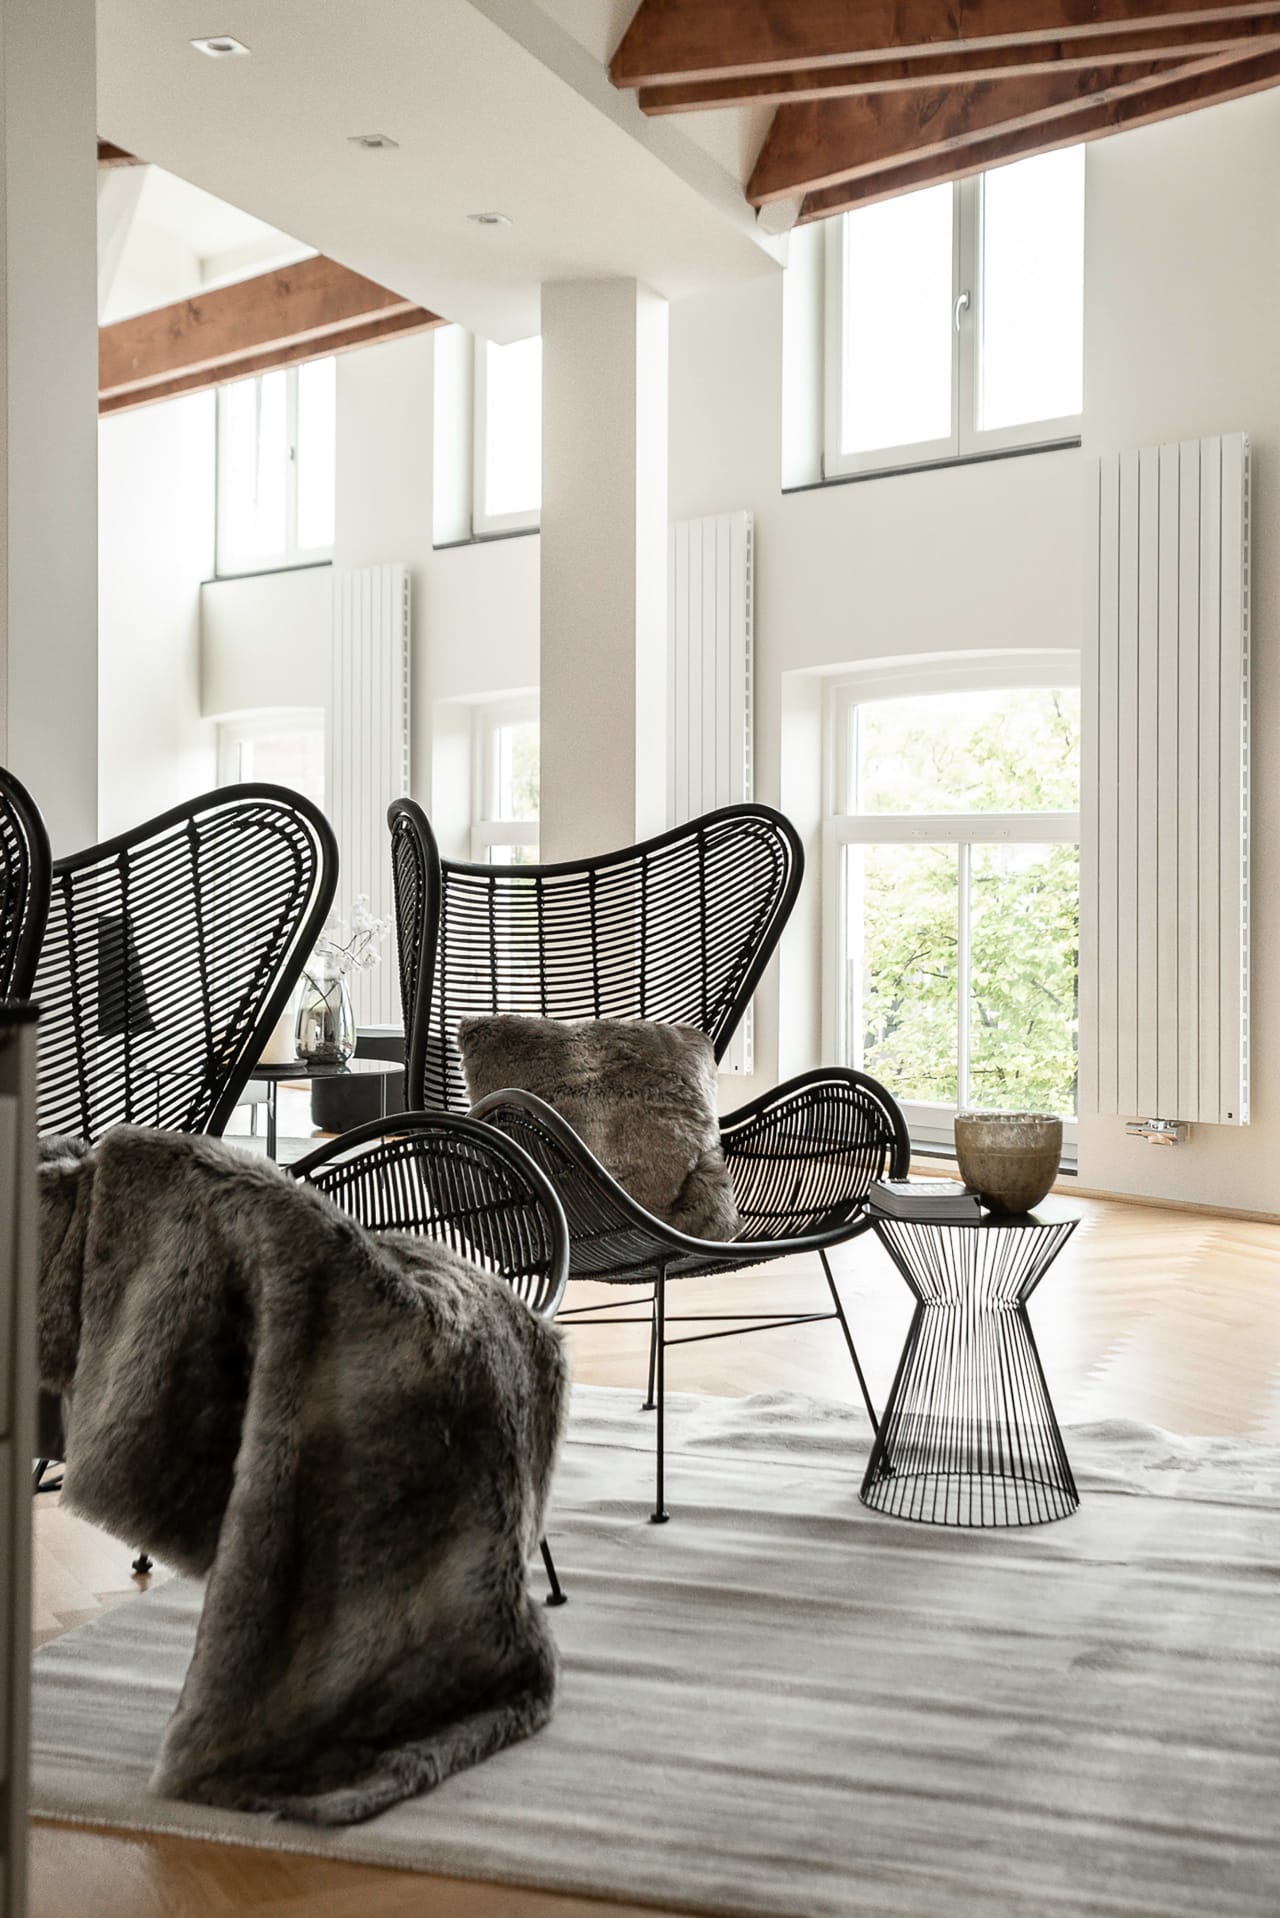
[612,0,1280,88]
[97,140,143,167]
[749,48,1243,203]
[99,254,442,415]
[637,20,1275,111]
[797,40,1280,218]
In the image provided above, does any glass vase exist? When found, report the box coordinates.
[294,960,357,1065]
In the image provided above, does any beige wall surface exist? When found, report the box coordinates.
[200,562,332,722]
[99,393,217,839]
[0,0,99,856]
[1075,90,1280,1211]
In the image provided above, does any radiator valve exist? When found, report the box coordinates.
[1125,1119,1189,1145]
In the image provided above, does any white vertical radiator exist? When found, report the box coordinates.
[1081,434,1250,1129]
[327,564,411,1029]
[668,511,754,1072]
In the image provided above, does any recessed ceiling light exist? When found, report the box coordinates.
[191,35,250,58]
[348,133,399,151]
[466,211,511,227]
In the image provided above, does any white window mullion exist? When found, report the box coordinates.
[957,840,972,1109]
[847,842,864,1072]
[956,176,979,457]
[284,367,300,560]
[821,218,847,485]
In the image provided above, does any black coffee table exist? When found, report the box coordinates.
[248,1057,401,1160]
[862,1205,1080,1528]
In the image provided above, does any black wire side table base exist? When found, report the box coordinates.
[862,1213,1080,1528]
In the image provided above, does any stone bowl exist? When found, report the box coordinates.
[953,1111,1063,1215]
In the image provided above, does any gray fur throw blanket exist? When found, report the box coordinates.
[37,1125,568,1826]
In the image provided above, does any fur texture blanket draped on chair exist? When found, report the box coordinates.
[36,1126,568,1825]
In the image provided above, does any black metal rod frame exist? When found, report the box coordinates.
[861,1216,1080,1528]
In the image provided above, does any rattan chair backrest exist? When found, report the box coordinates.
[389,800,804,1114]
[34,784,337,1141]
[0,764,51,1003]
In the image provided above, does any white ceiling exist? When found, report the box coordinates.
[134,166,297,265]
[101,165,316,324]
[98,0,782,341]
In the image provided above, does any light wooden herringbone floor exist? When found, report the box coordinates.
[29,1192,1280,1918]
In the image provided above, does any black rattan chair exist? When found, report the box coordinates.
[30,783,338,1518]
[33,783,337,1142]
[292,1112,571,1603]
[388,798,910,1521]
[0,764,51,1001]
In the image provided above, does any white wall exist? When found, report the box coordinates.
[200,564,332,718]
[0,0,99,855]
[332,330,541,821]
[539,279,669,861]
[98,392,217,839]
[1075,89,1280,1212]
[667,89,1280,1213]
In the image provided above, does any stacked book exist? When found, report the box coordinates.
[867,1177,982,1222]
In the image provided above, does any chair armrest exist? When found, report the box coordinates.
[720,1067,910,1235]
[469,1089,684,1278]
[289,1111,568,1319]
[475,1076,911,1267]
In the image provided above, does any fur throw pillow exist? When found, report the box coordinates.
[457,1015,741,1241]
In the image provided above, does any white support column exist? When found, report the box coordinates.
[539,279,668,864]
[0,0,99,855]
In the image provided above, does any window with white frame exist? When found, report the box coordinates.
[473,335,542,534]
[825,146,1085,478]
[824,662,1080,1152]
[216,357,336,576]
[472,696,539,863]
[218,709,326,811]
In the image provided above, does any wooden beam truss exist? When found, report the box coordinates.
[613,2,1280,220]
[99,254,441,414]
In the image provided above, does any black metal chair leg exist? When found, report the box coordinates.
[132,1552,153,1576]
[642,1287,658,1410]
[539,1535,567,1607]
[820,1250,880,1436]
[31,1459,62,1494]
[650,1266,669,1524]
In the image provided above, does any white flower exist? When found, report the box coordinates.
[309,897,391,978]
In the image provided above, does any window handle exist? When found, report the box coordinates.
[954,289,971,333]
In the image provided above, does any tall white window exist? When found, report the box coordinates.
[473,336,542,534]
[825,146,1085,478]
[218,709,326,811]
[824,662,1080,1151]
[472,696,539,864]
[216,357,336,575]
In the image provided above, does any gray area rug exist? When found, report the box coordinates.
[30,1385,1280,1917]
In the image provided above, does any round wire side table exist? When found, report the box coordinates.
[861,1208,1080,1528]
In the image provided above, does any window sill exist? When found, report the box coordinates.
[785,435,1080,496]
[434,525,539,553]
[205,558,333,586]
